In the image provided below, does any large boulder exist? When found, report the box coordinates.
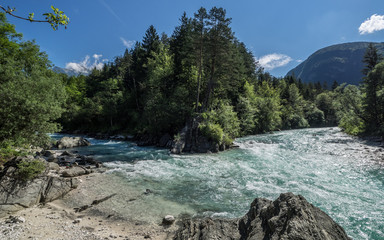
[61,166,90,177]
[173,192,351,240]
[0,157,79,217]
[56,137,91,149]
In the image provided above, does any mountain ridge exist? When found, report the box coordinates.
[53,66,88,77]
[286,42,384,86]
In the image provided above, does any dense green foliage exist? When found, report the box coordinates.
[59,7,353,147]
[2,6,384,157]
[0,141,27,165]
[16,159,46,181]
[329,44,384,136]
[0,13,67,156]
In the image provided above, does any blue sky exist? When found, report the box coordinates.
[4,0,384,77]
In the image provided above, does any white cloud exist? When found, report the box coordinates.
[93,54,102,60]
[65,54,107,75]
[120,37,135,48]
[359,14,384,35]
[256,53,293,70]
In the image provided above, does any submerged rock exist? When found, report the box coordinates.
[56,137,91,149]
[174,192,351,240]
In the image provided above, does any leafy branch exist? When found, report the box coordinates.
[0,5,69,30]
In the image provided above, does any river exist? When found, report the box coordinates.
[54,127,384,239]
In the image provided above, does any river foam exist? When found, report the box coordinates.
[59,128,384,239]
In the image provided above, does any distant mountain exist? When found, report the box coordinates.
[53,66,87,77]
[286,42,384,87]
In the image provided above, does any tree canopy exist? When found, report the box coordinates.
[0,13,67,148]
[2,6,384,158]
[0,4,69,30]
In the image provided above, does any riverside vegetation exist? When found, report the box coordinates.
[1,6,384,240]
[0,6,384,178]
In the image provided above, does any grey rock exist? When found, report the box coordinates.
[61,166,89,177]
[162,215,175,225]
[48,162,60,171]
[61,151,75,157]
[174,192,351,240]
[56,137,91,149]
[73,218,82,224]
[0,157,79,217]
[47,155,58,163]
[41,177,79,202]
[175,218,240,239]
[171,119,228,154]
[43,150,56,158]
[171,127,187,154]
[5,215,26,224]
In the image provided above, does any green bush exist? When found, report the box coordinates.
[199,123,224,144]
[0,141,27,166]
[339,114,364,136]
[290,114,310,129]
[222,134,233,147]
[16,160,46,181]
[307,108,325,126]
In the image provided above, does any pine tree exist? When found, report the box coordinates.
[203,7,233,110]
[362,43,384,131]
[193,7,208,112]
[142,25,160,57]
[331,80,339,90]
[362,43,382,76]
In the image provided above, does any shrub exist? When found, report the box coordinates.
[339,113,364,136]
[307,108,325,126]
[16,160,46,181]
[290,114,310,129]
[0,141,27,166]
[199,123,224,144]
[222,134,233,147]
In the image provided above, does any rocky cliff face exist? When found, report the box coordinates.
[174,192,351,240]
[286,42,384,87]
[0,156,79,217]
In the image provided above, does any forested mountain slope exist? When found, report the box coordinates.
[287,42,384,87]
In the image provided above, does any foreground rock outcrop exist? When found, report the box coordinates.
[174,192,351,240]
[0,155,90,217]
[56,136,91,149]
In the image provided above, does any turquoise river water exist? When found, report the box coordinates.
[54,127,384,239]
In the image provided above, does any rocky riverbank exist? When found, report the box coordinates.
[0,149,105,217]
[0,172,177,240]
[0,153,353,240]
[0,189,352,240]
[2,132,383,239]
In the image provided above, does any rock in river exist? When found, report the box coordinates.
[56,137,91,149]
[173,192,351,240]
